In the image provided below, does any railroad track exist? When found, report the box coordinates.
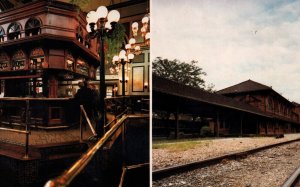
[282,166,300,187]
[153,138,300,181]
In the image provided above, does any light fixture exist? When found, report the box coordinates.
[113,49,135,96]
[85,6,120,137]
[144,82,148,89]
[125,14,150,56]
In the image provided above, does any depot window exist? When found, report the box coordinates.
[7,22,21,40]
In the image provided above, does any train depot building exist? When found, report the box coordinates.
[153,75,300,139]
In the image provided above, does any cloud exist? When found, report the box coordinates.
[152,0,300,102]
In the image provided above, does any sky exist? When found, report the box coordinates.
[152,0,300,102]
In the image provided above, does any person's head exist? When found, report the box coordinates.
[84,80,89,87]
[78,81,84,88]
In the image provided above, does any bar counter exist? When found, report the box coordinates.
[0,97,79,128]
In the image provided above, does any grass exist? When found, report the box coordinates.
[153,139,210,152]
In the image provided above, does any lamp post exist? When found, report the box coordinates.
[86,6,120,136]
[113,50,134,96]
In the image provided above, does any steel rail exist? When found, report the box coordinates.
[282,166,300,187]
[46,114,148,187]
[153,137,300,180]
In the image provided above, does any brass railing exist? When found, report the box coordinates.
[79,105,97,141]
[104,108,129,132]
[118,163,150,187]
[46,114,148,187]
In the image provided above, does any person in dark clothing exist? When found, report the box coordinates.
[75,81,95,122]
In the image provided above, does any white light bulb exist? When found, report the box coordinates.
[86,11,98,24]
[96,6,108,19]
[125,44,131,49]
[129,38,136,45]
[112,55,119,62]
[128,53,134,60]
[107,10,120,22]
[142,16,149,24]
[105,22,112,30]
[86,24,91,33]
[134,46,140,51]
[145,32,150,40]
[132,22,139,29]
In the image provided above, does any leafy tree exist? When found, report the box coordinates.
[153,57,215,91]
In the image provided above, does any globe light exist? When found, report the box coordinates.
[132,22,139,29]
[145,32,150,40]
[125,44,131,49]
[142,16,149,24]
[86,24,91,33]
[119,50,126,60]
[105,22,112,30]
[112,55,119,63]
[107,10,120,23]
[86,11,98,24]
[96,6,108,19]
[134,45,140,51]
[129,38,136,45]
[128,53,134,60]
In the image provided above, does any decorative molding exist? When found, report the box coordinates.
[13,49,25,60]
[30,47,44,57]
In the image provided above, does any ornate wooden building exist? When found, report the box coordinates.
[153,76,300,138]
[0,0,149,128]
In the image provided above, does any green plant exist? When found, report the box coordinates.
[104,23,127,63]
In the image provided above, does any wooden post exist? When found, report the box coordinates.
[256,119,259,135]
[216,112,220,137]
[240,113,243,136]
[175,106,179,139]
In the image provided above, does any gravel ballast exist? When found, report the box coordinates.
[153,140,300,187]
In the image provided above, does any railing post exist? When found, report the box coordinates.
[80,105,83,142]
[24,100,30,159]
[122,121,126,164]
[24,132,29,159]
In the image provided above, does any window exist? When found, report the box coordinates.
[0,26,4,42]
[7,22,21,40]
[0,52,9,71]
[30,48,45,69]
[66,51,74,71]
[12,50,26,70]
[25,18,41,36]
[76,58,88,76]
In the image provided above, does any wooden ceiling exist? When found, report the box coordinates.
[0,0,132,12]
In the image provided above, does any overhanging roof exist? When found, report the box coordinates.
[153,75,300,124]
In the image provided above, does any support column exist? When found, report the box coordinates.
[216,112,220,137]
[175,105,179,139]
[256,119,259,135]
[48,76,58,98]
[240,113,243,136]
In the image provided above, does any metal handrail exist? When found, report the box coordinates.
[104,108,129,131]
[118,163,150,187]
[79,105,97,141]
[46,114,148,187]
[0,127,30,159]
